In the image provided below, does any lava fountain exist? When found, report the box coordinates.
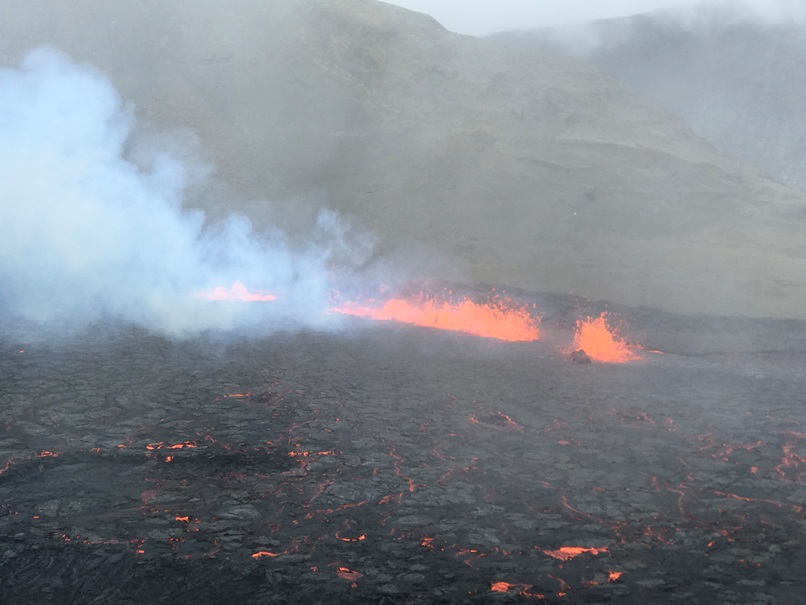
[573,312,639,363]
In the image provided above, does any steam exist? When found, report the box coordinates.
[679,0,806,25]
[496,0,806,55]
[0,46,372,340]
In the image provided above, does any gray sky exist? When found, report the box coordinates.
[382,0,805,35]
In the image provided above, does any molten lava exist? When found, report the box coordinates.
[490,582,545,599]
[195,281,277,302]
[572,313,639,363]
[541,546,609,561]
[332,294,540,342]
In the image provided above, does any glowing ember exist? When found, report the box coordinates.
[572,313,639,363]
[332,294,540,342]
[195,281,277,302]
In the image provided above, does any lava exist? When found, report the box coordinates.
[195,281,277,302]
[541,546,609,561]
[572,312,639,363]
[146,441,197,451]
[490,582,544,599]
[251,551,284,559]
[331,293,540,341]
[336,566,363,582]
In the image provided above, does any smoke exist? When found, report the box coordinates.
[0,46,375,340]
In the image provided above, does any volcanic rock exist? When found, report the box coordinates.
[568,348,592,364]
[1,0,806,319]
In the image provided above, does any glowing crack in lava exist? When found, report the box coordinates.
[332,295,540,342]
[541,545,609,561]
[491,582,545,599]
[195,281,277,302]
[573,313,639,363]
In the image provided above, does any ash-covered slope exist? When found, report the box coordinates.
[1,0,805,319]
[492,8,806,193]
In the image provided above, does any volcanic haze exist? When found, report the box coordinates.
[1,0,805,320]
[492,5,806,193]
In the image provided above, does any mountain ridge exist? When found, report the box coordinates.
[1,0,804,319]
[491,9,806,192]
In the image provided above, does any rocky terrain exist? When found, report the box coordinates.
[2,4,806,601]
[1,0,805,319]
[2,292,806,604]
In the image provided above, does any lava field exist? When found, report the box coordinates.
[1,294,805,604]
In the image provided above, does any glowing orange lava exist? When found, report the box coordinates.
[195,281,277,302]
[251,551,283,559]
[572,313,639,363]
[332,295,540,342]
[490,582,545,599]
[336,567,364,582]
[146,441,197,451]
[542,546,609,561]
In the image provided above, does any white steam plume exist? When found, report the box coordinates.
[0,46,370,339]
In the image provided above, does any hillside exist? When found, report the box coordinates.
[1,0,805,319]
[492,9,806,193]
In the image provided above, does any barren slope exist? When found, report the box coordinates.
[1,0,804,318]
[493,11,806,192]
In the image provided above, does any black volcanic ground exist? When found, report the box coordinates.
[2,292,805,604]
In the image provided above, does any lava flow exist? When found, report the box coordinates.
[541,545,609,561]
[573,312,639,363]
[331,294,540,342]
[195,281,277,302]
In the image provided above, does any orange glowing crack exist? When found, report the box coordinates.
[195,281,277,302]
[336,567,364,582]
[331,295,540,342]
[146,441,197,451]
[775,440,806,482]
[573,313,639,363]
[490,582,545,599]
[337,533,366,543]
[252,551,284,559]
[541,546,609,561]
